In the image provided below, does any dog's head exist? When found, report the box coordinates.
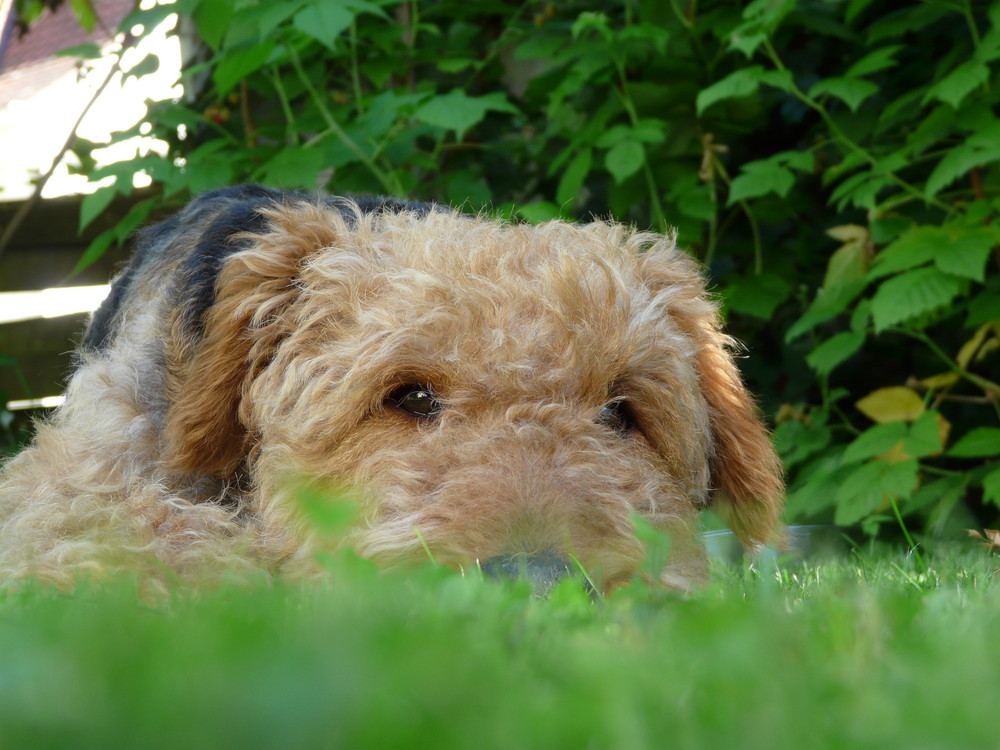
[160,195,783,589]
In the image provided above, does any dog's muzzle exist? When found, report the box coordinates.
[480,551,579,596]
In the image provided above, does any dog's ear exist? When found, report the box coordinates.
[692,336,785,546]
[637,246,784,546]
[163,200,342,477]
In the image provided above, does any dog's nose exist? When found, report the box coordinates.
[480,551,574,596]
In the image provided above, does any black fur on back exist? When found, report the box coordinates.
[82,186,436,352]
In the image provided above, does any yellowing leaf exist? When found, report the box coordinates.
[957,323,997,369]
[823,224,872,288]
[880,412,950,462]
[935,412,952,453]
[856,386,925,423]
[920,372,960,389]
[826,224,869,243]
[879,440,909,463]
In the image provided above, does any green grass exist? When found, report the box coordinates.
[1,547,998,749]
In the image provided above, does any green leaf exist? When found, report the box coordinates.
[935,226,996,282]
[867,5,948,43]
[785,280,866,342]
[966,120,1000,148]
[54,43,102,59]
[696,67,764,115]
[835,459,918,525]
[594,121,665,149]
[517,202,561,223]
[594,125,632,149]
[631,118,667,144]
[846,0,878,22]
[193,0,234,51]
[436,59,476,73]
[983,465,1000,506]
[69,0,97,32]
[727,160,795,204]
[805,330,866,376]
[254,2,302,38]
[773,419,832,468]
[808,77,879,112]
[444,170,491,210]
[114,199,157,239]
[824,236,870,288]
[845,45,903,77]
[723,272,791,319]
[966,287,1000,327]
[867,226,940,281]
[605,140,645,184]
[828,170,891,211]
[904,411,944,458]
[908,474,967,514]
[947,427,1000,458]
[759,69,795,93]
[842,423,907,465]
[123,53,159,82]
[71,228,116,276]
[571,11,613,42]
[413,90,517,140]
[213,40,275,95]
[729,32,768,57]
[923,60,990,108]
[295,485,359,535]
[556,149,592,207]
[293,4,353,49]
[778,149,815,172]
[79,185,117,233]
[257,146,324,188]
[925,144,1000,199]
[871,267,963,332]
[850,299,872,332]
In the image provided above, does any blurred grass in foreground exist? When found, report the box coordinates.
[0,547,997,749]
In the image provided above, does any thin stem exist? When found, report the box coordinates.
[349,19,365,115]
[761,38,954,215]
[0,52,122,261]
[890,328,1000,396]
[960,0,982,48]
[668,0,693,29]
[614,65,667,231]
[287,43,400,195]
[270,68,299,145]
[889,494,926,573]
[740,200,763,273]
[709,153,763,272]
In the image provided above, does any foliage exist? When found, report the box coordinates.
[23,0,1000,538]
[1,547,1000,749]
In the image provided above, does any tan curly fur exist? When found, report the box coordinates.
[0,189,783,591]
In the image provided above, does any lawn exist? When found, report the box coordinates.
[1,543,997,749]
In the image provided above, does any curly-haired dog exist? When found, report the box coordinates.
[0,186,783,591]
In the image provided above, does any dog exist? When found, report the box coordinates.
[0,185,783,591]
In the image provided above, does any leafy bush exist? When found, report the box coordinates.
[26,0,1000,538]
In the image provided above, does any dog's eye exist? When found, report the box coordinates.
[387,385,441,418]
[598,402,634,434]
